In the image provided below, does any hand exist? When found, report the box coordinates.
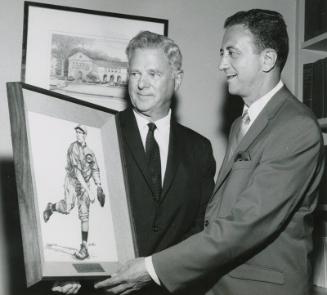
[51,281,81,294]
[94,258,152,294]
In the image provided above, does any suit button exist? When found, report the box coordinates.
[204,220,209,227]
[152,225,159,232]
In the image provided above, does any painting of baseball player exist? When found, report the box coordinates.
[43,124,105,260]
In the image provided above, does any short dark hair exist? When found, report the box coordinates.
[224,9,289,71]
[126,31,183,72]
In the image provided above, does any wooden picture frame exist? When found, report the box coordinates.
[21,1,168,111]
[6,82,136,287]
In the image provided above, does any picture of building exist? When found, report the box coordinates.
[50,33,128,101]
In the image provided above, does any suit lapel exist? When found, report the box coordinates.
[213,117,268,195]
[161,120,181,201]
[118,108,155,194]
[217,118,242,180]
[213,87,289,195]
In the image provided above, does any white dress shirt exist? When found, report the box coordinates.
[133,109,171,184]
[145,80,285,286]
[243,80,284,129]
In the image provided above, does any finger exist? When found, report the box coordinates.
[61,284,74,294]
[61,283,79,294]
[73,284,81,294]
[67,284,81,294]
[95,275,120,289]
[66,287,75,295]
[52,285,63,292]
[105,284,131,294]
[52,281,62,291]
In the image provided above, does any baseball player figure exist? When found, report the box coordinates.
[43,124,106,260]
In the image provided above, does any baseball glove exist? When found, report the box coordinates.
[97,186,105,207]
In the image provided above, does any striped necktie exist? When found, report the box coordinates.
[228,109,251,160]
[238,109,251,140]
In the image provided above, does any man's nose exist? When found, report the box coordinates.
[218,55,229,71]
[138,75,150,89]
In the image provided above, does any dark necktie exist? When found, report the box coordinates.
[145,123,162,202]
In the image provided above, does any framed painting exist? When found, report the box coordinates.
[21,2,168,111]
[6,82,136,287]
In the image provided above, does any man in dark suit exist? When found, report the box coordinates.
[117,109,215,258]
[53,31,215,294]
[116,30,216,260]
[94,9,325,295]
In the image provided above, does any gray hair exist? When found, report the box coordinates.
[126,31,183,72]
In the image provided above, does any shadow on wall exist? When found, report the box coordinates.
[219,84,243,138]
[0,159,53,295]
[170,93,180,123]
[0,159,26,294]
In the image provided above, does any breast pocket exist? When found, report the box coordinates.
[232,160,255,170]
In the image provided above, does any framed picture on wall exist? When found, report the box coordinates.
[6,82,136,287]
[21,2,168,111]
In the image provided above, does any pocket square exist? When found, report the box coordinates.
[235,151,251,162]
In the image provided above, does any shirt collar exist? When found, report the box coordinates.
[133,109,171,132]
[243,80,284,122]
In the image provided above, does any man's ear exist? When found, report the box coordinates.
[174,70,184,91]
[262,49,277,72]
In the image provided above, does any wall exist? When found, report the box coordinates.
[0,0,296,294]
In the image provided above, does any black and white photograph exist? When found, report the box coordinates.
[1,1,327,295]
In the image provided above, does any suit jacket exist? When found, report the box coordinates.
[117,108,215,294]
[152,87,325,295]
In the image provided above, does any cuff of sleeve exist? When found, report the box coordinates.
[145,256,161,286]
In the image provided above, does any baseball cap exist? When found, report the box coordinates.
[75,124,87,135]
